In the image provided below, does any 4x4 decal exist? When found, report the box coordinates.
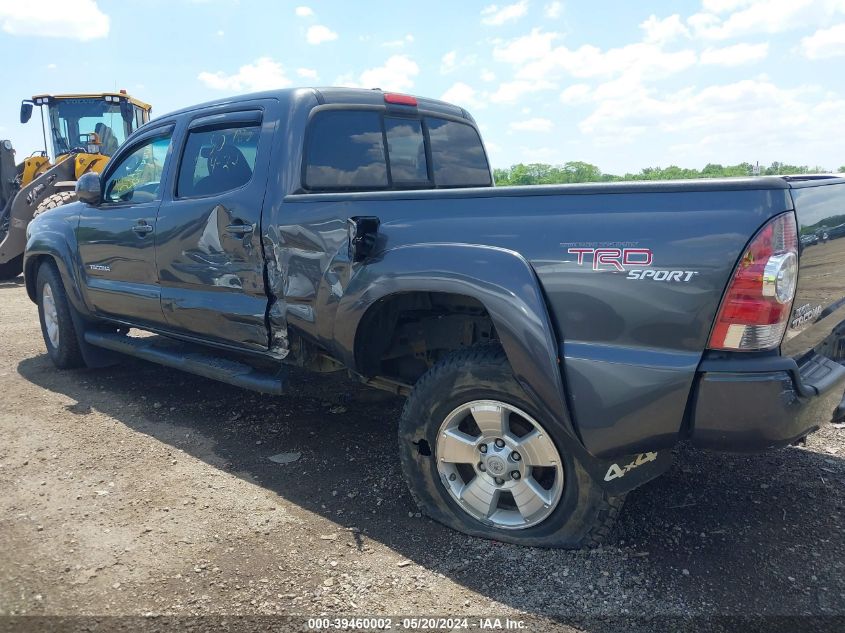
[604,452,659,482]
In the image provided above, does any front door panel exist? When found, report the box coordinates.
[77,129,174,324]
[77,202,162,321]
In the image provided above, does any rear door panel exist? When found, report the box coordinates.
[154,100,277,351]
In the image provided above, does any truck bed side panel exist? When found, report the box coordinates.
[270,185,792,457]
[782,179,845,361]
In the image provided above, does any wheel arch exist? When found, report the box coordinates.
[24,226,88,316]
[335,243,578,443]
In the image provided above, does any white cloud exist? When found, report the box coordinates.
[640,14,690,44]
[440,50,477,73]
[801,23,845,59]
[491,79,556,103]
[575,77,845,167]
[295,6,313,17]
[198,57,291,92]
[510,118,554,132]
[484,140,503,165]
[0,0,109,40]
[688,0,845,40]
[307,24,338,44]
[297,67,318,80]
[481,1,528,26]
[701,0,754,13]
[544,1,563,18]
[701,42,769,65]
[515,42,697,82]
[516,146,562,163]
[560,83,592,104]
[441,82,486,109]
[480,68,497,82]
[382,33,414,47]
[491,28,698,86]
[493,28,559,64]
[340,55,420,92]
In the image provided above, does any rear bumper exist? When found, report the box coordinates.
[690,353,845,451]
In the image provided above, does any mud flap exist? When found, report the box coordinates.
[68,307,121,369]
[585,449,674,496]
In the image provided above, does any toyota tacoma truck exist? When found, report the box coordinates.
[23,88,845,548]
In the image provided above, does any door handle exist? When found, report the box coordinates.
[225,223,254,235]
[132,221,154,235]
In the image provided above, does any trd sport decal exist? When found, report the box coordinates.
[564,246,698,282]
[567,247,652,270]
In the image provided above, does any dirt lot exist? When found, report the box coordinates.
[1,278,845,632]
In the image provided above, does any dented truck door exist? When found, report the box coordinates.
[154,102,278,351]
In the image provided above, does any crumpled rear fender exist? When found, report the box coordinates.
[333,242,577,441]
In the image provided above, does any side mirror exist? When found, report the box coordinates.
[20,102,33,124]
[76,172,102,206]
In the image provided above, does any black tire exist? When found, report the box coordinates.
[398,343,624,549]
[0,253,23,280]
[36,261,86,369]
[34,190,77,219]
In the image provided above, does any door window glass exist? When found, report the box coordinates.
[103,133,172,203]
[177,125,261,198]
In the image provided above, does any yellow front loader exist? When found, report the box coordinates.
[0,92,152,279]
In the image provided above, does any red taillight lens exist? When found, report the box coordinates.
[708,212,798,351]
[384,93,417,106]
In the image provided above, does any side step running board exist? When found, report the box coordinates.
[84,331,285,395]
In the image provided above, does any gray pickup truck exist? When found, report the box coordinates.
[23,88,845,548]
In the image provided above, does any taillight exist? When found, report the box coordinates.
[384,93,418,106]
[708,212,798,351]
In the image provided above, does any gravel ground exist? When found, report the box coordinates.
[1,278,844,632]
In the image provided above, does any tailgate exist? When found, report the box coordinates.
[782,177,845,360]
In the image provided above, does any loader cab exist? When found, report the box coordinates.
[21,92,152,163]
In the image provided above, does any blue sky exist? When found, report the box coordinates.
[1,0,844,173]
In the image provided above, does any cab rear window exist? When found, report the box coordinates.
[305,110,388,190]
[304,109,490,192]
[426,117,491,187]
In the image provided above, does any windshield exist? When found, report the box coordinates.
[46,98,132,158]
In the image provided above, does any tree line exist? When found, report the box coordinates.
[492,161,845,186]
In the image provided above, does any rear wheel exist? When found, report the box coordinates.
[36,261,85,369]
[398,343,624,548]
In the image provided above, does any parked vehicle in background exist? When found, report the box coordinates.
[23,88,845,548]
[0,91,151,279]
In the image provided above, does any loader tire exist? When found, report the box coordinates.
[33,190,77,219]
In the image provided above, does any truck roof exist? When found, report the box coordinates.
[150,87,471,124]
